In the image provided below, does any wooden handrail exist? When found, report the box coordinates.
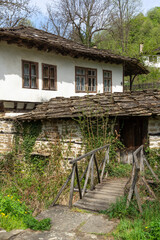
[51,144,110,207]
[126,144,160,213]
[69,144,109,164]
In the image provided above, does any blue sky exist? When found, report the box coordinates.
[142,0,160,13]
[32,0,160,14]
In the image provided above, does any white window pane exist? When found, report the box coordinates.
[31,76,36,88]
[50,67,55,78]
[31,64,36,76]
[108,79,111,92]
[50,78,55,89]
[24,63,29,75]
[24,75,29,87]
[43,66,49,78]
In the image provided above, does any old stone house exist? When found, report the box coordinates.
[1,90,160,164]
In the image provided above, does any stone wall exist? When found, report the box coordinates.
[148,116,160,149]
[0,118,84,160]
[0,119,15,153]
[33,119,84,160]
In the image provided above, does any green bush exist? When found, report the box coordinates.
[0,194,51,231]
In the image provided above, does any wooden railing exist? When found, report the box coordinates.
[51,144,110,207]
[124,82,160,91]
[126,145,160,213]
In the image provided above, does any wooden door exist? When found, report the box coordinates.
[120,117,148,150]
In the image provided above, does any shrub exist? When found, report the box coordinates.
[0,194,51,231]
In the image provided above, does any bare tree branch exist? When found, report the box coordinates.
[44,0,112,47]
[0,0,37,27]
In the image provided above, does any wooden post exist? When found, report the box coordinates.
[94,155,100,183]
[90,154,94,190]
[75,163,82,199]
[141,176,157,199]
[100,147,109,182]
[69,163,76,208]
[82,154,94,197]
[143,156,160,183]
[140,148,144,173]
[51,171,72,206]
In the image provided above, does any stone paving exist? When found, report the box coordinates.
[0,206,118,240]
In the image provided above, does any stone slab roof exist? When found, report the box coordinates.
[0,25,148,76]
[16,90,160,121]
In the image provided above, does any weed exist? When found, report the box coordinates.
[106,163,132,178]
[0,193,51,231]
[100,196,160,240]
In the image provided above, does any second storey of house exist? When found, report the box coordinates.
[0,41,123,103]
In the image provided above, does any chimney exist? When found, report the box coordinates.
[140,43,144,53]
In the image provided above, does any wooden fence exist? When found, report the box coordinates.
[124,82,160,91]
[51,144,110,207]
[126,145,160,213]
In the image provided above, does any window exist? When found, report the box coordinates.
[103,70,112,92]
[75,67,97,92]
[22,60,38,89]
[42,64,57,90]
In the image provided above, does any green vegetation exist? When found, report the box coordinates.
[101,197,160,240]
[95,7,160,58]
[100,147,160,239]
[0,194,51,231]
[0,121,70,231]
[107,163,132,178]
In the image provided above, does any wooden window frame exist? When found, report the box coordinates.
[103,70,112,93]
[75,66,97,93]
[22,60,39,89]
[42,63,57,91]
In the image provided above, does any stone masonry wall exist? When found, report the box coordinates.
[148,116,160,149]
[0,119,15,153]
[33,119,84,160]
[0,118,84,161]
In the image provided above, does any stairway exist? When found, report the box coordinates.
[73,178,127,211]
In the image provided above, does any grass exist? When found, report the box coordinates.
[107,163,132,178]
[100,197,160,240]
[0,193,51,231]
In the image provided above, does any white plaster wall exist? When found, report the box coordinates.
[0,42,123,102]
[148,117,160,149]
[143,56,160,68]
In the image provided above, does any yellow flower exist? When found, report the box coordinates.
[7,195,10,197]
[25,212,27,214]
[145,227,148,229]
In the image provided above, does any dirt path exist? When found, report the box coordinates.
[0,205,118,240]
